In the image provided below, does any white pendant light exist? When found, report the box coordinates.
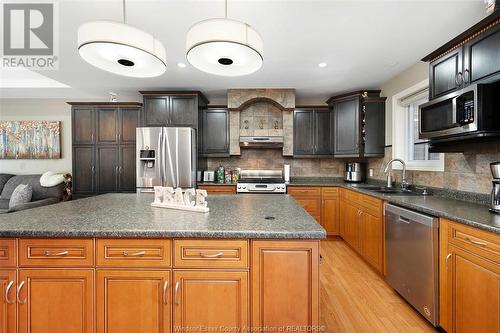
[186,0,263,76]
[78,0,166,78]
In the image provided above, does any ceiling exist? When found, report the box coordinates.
[0,0,487,103]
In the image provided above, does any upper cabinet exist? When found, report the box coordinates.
[140,91,208,128]
[201,108,230,157]
[327,91,386,158]
[293,107,332,156]
[424,13,500,100]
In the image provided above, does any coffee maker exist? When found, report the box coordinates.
[344,162,366,183]
[490,162,500,213]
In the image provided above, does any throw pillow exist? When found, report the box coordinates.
[9,184,33,210]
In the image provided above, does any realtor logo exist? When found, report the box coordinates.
[1,1,59,69]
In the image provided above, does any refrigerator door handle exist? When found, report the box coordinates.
[162,128,168,187]
[158,129,164,186]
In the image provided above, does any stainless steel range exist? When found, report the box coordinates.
[236,169,286,194]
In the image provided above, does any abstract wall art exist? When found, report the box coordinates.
[0,121,61,159]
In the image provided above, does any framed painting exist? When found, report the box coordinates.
[0,121,61,159]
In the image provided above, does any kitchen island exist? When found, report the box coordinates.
[0,194,325,333]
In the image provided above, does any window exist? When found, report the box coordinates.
[392,79,444,171]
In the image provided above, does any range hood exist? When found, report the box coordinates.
[239,136,284,148]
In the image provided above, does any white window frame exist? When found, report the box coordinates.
[392,79,444,172]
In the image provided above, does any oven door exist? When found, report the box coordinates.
[419,85,478,139]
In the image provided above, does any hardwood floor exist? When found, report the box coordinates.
[320,239,437,332]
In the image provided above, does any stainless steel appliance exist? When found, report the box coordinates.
[419,81,500,141]
[136,127,196,191]
[385,204,439,326]
[490,162,500,213]
[239,136,284,148]
[344,162,365,183]
[236,169,286,193]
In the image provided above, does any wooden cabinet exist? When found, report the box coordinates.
[429,48,463,99]
[197,185,236,194]
[288,187,321,222]
[339,189,383,273]
[251,240,319,328]
[0,270,16,333]
[96,270,171,333]
[293,108,332,156]
[439,219,500,333]
[173,270,249,331]
[327,91,386,158]
[140,91,208,128]
[69,102,141,196]
[17,269,94,333]
[201,108,230,156]
[18,238,94,267]
[463,24,500,85]
[173,239,248,269]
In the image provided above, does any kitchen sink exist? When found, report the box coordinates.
[349,184,428,196]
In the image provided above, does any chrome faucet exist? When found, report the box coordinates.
[384,158,408,190]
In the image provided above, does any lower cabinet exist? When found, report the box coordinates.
[0,270,16,333]
[251,240,319,328]
[439,219,500,333]
[197,185,236,194]
[17,269,94,333]
[96,270,171,333]
[173,270,249,330]
[339,198,360,251]
[321,188,340,236]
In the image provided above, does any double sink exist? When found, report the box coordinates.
[349,183,430,196]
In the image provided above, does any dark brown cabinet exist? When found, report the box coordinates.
[327,91,386,158]
[463,24,500,85]
[293,108,332,156]
[69,103,141,197]
[140,91,208,128]
[201,108,229,156]
[429,48,463,99]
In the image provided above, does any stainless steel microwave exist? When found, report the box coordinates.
[419,82,500,140]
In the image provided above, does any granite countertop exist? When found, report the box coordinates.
[288,177,500,234]
[0,193,326,239]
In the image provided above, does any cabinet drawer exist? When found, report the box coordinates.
[288,187,321,197]
[321,187,339,198]
[340,188,362,202]
[96,239,171,267]
[198,185,236,194]
[447,220,500,262]
[174,239,248,268]
[19,239,94,267]
[294,198,321,217]
[359,194,382,216]
[0,239,16,267]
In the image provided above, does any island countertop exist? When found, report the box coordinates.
[0,193,326,239]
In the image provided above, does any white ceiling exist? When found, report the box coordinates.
[0,0,487,104]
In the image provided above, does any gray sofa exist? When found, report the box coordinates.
[0,174,64,213]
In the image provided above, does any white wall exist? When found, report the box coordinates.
[0,99,72,174]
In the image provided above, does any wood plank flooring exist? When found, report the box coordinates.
[320,239,437,332]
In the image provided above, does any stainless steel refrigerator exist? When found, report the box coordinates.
[136,127,197,191]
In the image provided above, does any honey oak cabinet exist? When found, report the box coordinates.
[197,185,236,194]
[96,270,171,333]
[173,270,249,331]
[251,240,319,328]
[0,270,16,333]
[17,269,94,333]
[439,219,500,333]
[339,198,361,251]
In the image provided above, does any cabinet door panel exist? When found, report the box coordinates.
[18,269,93,333]
[360,211,383,273]
[72,108,94,144]
[73,146,95,194]
[363,101,385,157]
[466,25,500,84]
[322,197,339,236]
[119,108,140,143]
[173,271,248,330]
[339,199,360,251]
[97,146,118,193]
[97,108,118,143]
[251,240,319,328]
[144,97,168,126]
[430,48,462,98]
[96,270,170,333]
[314,110,332,154]
[170,96,196,127]
[333,98,360,156]
[202,109,229,155]
[293,111,314,155]
[0,270,16,333]
[119,146,136,192]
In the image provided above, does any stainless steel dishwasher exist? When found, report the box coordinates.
[385,204,439,326]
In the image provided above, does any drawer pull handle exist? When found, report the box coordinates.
[123,251,146,257]
[174,281,180,305]
[4,281,15,304]
[199,252,224,258]
[446,253,452,268]
[44,250,69,256]
[16,281,26,304]
[162,280,169,305]
[467,238,487,247]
